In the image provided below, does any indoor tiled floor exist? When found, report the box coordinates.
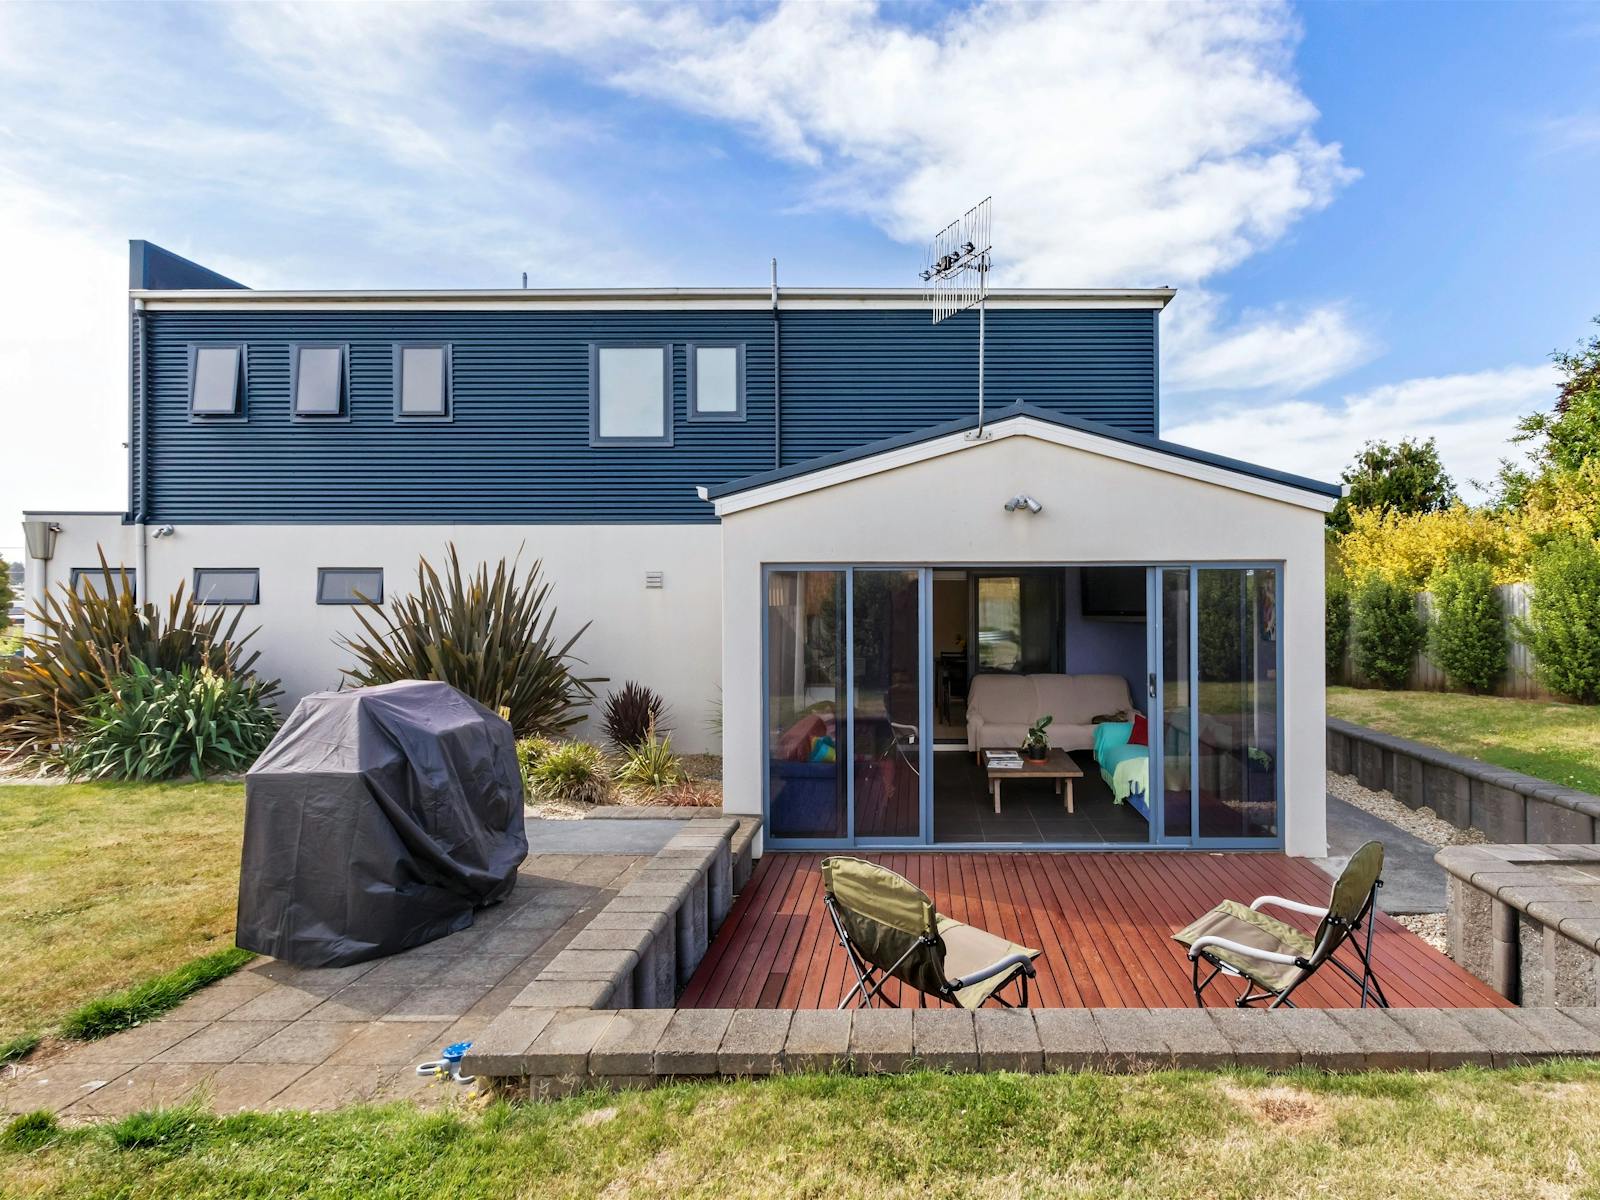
[933,749,1150,844]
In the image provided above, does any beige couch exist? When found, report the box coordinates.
[966,673,1136,755]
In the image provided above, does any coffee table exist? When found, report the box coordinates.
[983,749,1084,815]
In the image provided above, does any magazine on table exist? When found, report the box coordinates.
[987,751,1024,770]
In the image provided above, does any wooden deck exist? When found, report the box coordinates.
[680,852,1510,1010]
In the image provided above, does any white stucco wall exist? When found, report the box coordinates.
[718,433,1330,856]
[22,516,723,753]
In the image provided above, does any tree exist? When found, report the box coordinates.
[1495,316,1600,507]
[1328,438,1457,535]
[1517,538,1600,702]
[0,557,13,623]
[1426,559,1506,693]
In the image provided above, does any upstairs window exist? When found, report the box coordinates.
[189,345,245,418]
[193,568,260,605]
[291,344,349,420]
[394,344,451,419]
[317,568,383,605]
[592,344,670,445]
[689,343,745,421]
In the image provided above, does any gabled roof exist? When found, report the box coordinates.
[698,402,1341,515]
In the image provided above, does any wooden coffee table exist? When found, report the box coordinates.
[983,749,1084,814]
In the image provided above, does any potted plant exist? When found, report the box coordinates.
[1020,714,1053,764]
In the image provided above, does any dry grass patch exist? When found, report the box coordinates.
[1218,1081,1331,1132]
[0,781,245,1048]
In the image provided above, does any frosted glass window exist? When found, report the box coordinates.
[399,346,448,416]
[595,346,668,442]
[293,346,345,416]
[317,568,383,604]
[191,346,242,415]
[693,346,740,415]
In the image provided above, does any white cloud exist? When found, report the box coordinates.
[492,0,1355,288]
[1165,364,1562,496]
[1162,291,1374,394]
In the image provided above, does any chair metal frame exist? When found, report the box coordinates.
[823,886,1035,1010]
[1186,878,1391,1010]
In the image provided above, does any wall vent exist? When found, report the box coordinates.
[644,571,664,590]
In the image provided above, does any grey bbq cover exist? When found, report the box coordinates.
[237,680,527,966]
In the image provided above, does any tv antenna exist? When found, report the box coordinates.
[920,196,993,438]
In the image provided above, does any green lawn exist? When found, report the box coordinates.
[6,1066,1600,1198]
[0,781,246,1050]
[1327,687,1600,794]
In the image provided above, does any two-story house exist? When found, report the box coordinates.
[23,241,1338,856]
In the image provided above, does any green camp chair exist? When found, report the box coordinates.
[1173,840,1390,1009]
[821,856,1040,1010]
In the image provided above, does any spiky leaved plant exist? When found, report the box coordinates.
[614,726,685,793]
[338,544,596,738]
[0,548,276,760]
[601,681,669,750]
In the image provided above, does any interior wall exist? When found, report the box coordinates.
[1063,566,1147,713]
[931,576,967,655]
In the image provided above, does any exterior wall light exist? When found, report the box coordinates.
[152,525,176,539]
[1004,494,1042,514]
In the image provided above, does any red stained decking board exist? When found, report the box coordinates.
[679,852,1511,1011]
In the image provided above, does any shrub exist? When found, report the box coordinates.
[525,740,611,806]
[1325,576,1351,682]
[1518,538,1600,701]
[515,735,559,788]
[1337,504,1515,588]
[56,659,279,781]
[1426,559,1507,693]
[614,730,685,793]
[0,551,276,760]
[338,544,595,739]
[601,681,669,749]
[1351,573,1426,689]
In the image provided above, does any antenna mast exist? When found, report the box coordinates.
[920,196,993,439]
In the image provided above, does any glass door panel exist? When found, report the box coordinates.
[766,570,848,840]
[852,570,922,840]
[1159,568,1193,840]
[1195,568,1280,840]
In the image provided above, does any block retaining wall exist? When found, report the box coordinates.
[1327,717,1600,844]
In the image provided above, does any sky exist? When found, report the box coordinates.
[2,0,1598,561]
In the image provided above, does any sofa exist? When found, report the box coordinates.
[965,673,1136,755]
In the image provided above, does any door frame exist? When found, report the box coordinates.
[760,560,1284,853]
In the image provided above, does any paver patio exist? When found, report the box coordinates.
[0,820,681,1117]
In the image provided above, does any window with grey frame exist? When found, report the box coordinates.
[687,342,745,421]
[193,568,260,605]
[317,567,383,605]
[188,344,246,419]
[393,343,452,420]
[591,344,671,445]
[69,567,136,597]
[290,344,349,420]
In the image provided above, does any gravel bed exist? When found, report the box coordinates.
[1326,770,1484,850]
[1396,912,1447,953]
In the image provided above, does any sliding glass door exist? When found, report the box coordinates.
[766,568,926,846]
[1153,565,1282,846]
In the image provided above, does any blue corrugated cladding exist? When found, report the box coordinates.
[143,306,1155,524]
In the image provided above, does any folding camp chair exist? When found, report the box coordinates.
[1173,840,1390,1009]
[821,856,1040,1010]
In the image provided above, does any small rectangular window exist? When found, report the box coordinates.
[592,345,670,445]
[193,568,260,605]
[395,344,450,419]
[292,345,348,419]
[317,568,383,605]
[70,567,136,597]
[689,343,744,421]
[190,345,244,417]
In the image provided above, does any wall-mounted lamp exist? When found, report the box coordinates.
[1003,494,1042,514]
[22,520,61,560]
[151,524,176,539]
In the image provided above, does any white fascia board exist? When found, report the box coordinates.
[709,416,1338,517]
[133,287,1175,313]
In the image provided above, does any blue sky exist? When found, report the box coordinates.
[2,0,1597,554]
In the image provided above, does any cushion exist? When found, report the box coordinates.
[1129,712,1149,746]
[966,674,1039,726]
[808,735,837,763]
[1093,721,1133,764]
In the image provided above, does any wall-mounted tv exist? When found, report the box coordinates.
[1080,567,1146,620]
